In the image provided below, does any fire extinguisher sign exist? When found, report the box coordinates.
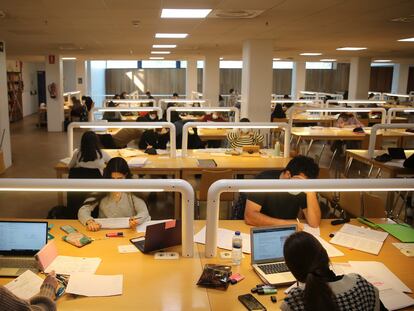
[48,55,55,64]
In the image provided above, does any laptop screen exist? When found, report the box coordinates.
[0,221,48,256]
[251,225,296,264]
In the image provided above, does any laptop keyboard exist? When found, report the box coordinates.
[258,262,289,274]
[0,256,39,269]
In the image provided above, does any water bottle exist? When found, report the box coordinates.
[232,231,242,265]
[274,141,280,156]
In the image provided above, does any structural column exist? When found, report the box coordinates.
[348,57,371,100]
[241,39,273,121]
[202,52,220,106]
[45,54,64,132]
[291,61,306,100]
[186,58,198,98]
[76,58,87,97]
[391,63,410,94]
[0,41,12,169]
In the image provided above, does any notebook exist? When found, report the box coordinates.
[250,225,297,286]
[0,221,48,277]
[130,220,181,253]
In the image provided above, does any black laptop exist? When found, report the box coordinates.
[130,220,182,253]
[388,148,406,160]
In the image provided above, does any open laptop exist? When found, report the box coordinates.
[0,220,48,277]
[250,225,297,286]
[388,147,406,160]
[130,220,181,253]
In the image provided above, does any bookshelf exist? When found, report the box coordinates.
[7,71,23,122]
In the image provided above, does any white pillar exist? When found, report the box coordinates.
[348,57,371,100]
[45,54,64,132]
[391,63,410,94]
[186,58,198,98]
[76,58,87,97]
[0,41,12,169]
[241,39,273,121]
[291,61,306,100]
[203,52,220,106]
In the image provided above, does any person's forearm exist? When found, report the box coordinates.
[244,211,297,227]
[304,192,321,227]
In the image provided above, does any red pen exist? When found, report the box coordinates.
[106,232,124,237]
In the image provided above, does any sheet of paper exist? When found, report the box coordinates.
[95,217,130,229]
[340,224,388,242]
[4,270,43,300]
[44,256,101,275]
[330,231,383,255]
[348,261,411,293]
[303,225,320,236]
[126,157,148,167]
[194,226,251,253]
[118,148,144,158]
[392,242,414,257]
[136,219,173,233]
[66,273,123,297]
[302,225,343,257]
[60,157,71,165]
[118,245,139,253]
[380,288,414,311]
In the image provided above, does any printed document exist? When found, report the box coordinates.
[194,226,251,253]
[66,273,123,296]
[4,270,43,300]
[95,217,130,229]
[44,256,101,275]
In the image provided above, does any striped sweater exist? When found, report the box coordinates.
[0,283,56,311]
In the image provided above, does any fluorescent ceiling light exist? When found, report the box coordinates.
[398,37,414,42]
[161,9,212,19]
[152,44,177,48]
[219,57,224,60]
[336,47,367,51]
[62,57,76,60]
[373,59,392,63]
[300,53,322,56]
[149,57,164,60]
[320,59,336,62]
[151,51,171,54]
[273,58,281,61]
[155,33,188,38]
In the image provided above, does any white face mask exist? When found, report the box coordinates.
[212,113,218,120]
[288,191,301,196]
[149,114,157,120]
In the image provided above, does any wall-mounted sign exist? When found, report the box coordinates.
[77,77,83,84]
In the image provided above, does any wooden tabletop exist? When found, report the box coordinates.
[291,127,369,140]
[1,219,410,310]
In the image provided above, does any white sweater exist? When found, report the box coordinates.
[68,149,111,172]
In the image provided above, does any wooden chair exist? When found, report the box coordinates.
[338,191,362,217]
[362,192,387,218]
[196,169,234,219]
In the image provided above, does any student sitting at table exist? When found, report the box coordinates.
[78,157,151,231]
[202,112,226,122]
[137,110,159,122]
[331,112,364,153]
[281,231,385,311]
[244,156,321,228]
[69,131,110,173]
[138,128,169,151]
[226,118,264,149]
[102,101,121,122]
[271,103,287,120]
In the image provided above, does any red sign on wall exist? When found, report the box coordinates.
[48,55,55,64]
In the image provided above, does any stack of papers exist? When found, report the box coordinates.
[194,226,251,253]
[330,223,388,255]
[126,157,148,167]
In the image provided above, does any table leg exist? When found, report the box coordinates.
[56,170,64,205]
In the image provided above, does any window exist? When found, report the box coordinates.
[141,60,177,68]
[306,62,332,69]
[106,60,138,69]
[220,61,243,69]
[273,61,293,69]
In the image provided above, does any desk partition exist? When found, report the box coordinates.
[387,108,414,123]
[91,107,163,121]
[166,107,240,122]
[271,100,323,109]
[103,99,157,108]
[158,99,207,109]
[0,178,195,257]
[326,100,386,108]
[67,122,176,158]
[204,178,414,257]
[181,122,291,158]
[368,123,414,158]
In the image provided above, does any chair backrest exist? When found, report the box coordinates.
[272,117,288,123]
[68,167,103,179]
[339,192,362,217]
[362,193,386,217]
[198,169,234,201]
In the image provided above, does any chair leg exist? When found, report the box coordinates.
[306,139,314,156]
[196,201,200,220]
[328,149,337,170]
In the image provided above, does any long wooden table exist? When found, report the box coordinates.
[1,219,412,310]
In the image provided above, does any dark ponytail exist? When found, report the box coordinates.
[284,231,339,311]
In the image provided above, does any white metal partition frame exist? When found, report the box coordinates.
[383,93,411,100]
[158,99,207,109]
[300,91,343,100]
[63,91,81,98]
[67,122,176,158]
[181,122,291,158]
[326,100,386,108]
[387,108,414,123]
[91,107,163,121]
[204,178,414,257]
[103,99,157,108]
[166,107,240,122]
[287,107,387,127]
[0,178,195,257]
[368,123,414,158]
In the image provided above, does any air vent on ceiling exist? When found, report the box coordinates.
[58,44,84,51]
[208,10,264,19]
[390,15,414,23]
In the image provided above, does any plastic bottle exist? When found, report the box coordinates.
[232,231,242,265]
[274,141,280,156]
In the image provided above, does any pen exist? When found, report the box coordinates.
[296,218,300,225]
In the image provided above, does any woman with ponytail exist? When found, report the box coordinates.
[281,232,386,311]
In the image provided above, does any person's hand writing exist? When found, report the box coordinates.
[43,271,58,290]
[86,219,101,231]
[129,218,139,229]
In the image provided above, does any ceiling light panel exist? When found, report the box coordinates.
[336,47,367,51]
[300,53,322,56]
[149,57,164,60]
[152,45,177,48]
[151,51,170,54]
[320,59,336,62]
[161,9,212,18]
[398,37,414,42]
[155,33,188,38]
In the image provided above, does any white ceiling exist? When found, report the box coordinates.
[1,0,414,62]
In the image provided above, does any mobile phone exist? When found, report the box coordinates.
[331,218,350,226]
[238,294,267,311]
[60,225,77,234]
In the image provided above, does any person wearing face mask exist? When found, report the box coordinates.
[202,112,226,122]
[136,111,159,122]
[244,156,321,229]
[226,118,264,149]
[78,157,151,231]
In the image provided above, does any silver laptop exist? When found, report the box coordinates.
[251,225,297,286]
[0,220,48,277]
